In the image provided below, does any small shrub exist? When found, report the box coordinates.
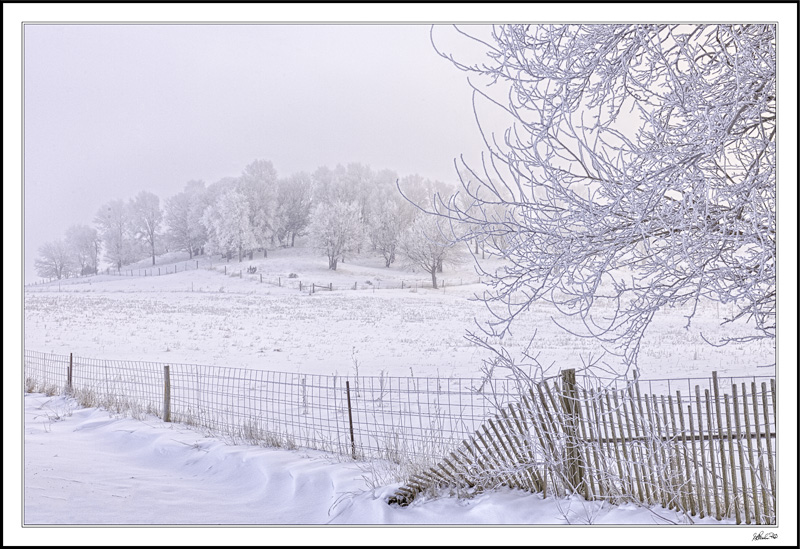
[288,273,299,279]
[24,377,36,393]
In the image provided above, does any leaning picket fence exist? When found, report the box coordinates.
[389,369,777,525]
[24,351,776,524]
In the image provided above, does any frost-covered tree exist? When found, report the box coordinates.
[368,200,406,267]
[311,164,351,206]
[129,190,163,266]
[34,239,74,280]
[341,163,374,224]
[427,24,776,368]
[95,199,139,273]
[239,159,278,254]
[308,200,362,270]
[202,188,258,262]
[275,172,313,247]
[65,224,100,275]
[400,214,458,289]
[165,180,208,259]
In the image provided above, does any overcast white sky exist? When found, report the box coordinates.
[5,3,797,286]
[20,22,505,281]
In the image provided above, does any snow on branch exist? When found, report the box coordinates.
[422,24,776,370]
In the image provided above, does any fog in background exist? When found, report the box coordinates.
[23,23,505,282]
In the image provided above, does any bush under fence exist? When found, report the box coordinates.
[24,351,776,523]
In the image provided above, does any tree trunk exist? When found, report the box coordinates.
[291,232,296,247]
[431,269,438,289]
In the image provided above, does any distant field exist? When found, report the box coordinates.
[24,246,776,380]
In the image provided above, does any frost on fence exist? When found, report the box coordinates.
[389,369,777,525]
[22,350,516,462]
[24,350,776,525]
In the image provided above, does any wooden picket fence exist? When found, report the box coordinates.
[389,370,777,525]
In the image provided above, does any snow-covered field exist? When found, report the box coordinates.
[24,246,776,380]
[14,246,792,544]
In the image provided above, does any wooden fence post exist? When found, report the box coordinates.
[346,381,356,460]
[561,368,584,492]
[163,365,171,423]
[712,372,730,514]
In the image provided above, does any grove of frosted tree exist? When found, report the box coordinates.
[35,159,457,279]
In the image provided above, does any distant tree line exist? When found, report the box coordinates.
[34,160,469,288]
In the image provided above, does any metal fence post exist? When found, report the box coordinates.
[67,352,73,393]
[163,365,171,422]
[346,381,356,460]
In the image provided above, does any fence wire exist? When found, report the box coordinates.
[24,350,778,523]
[388,370,777,525]
[23,351,774,469]
[24,350,516,462]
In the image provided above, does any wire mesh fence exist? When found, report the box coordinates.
[25,350,778,522]
[211,267,482,293]
[27,261,483,295]
[24,350,518,462]
[390,369,777,525]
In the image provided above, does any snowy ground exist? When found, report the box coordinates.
[24,392,730,527]
[23,245,776,380]
[10,246,795,545]
[21,391,773,547]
